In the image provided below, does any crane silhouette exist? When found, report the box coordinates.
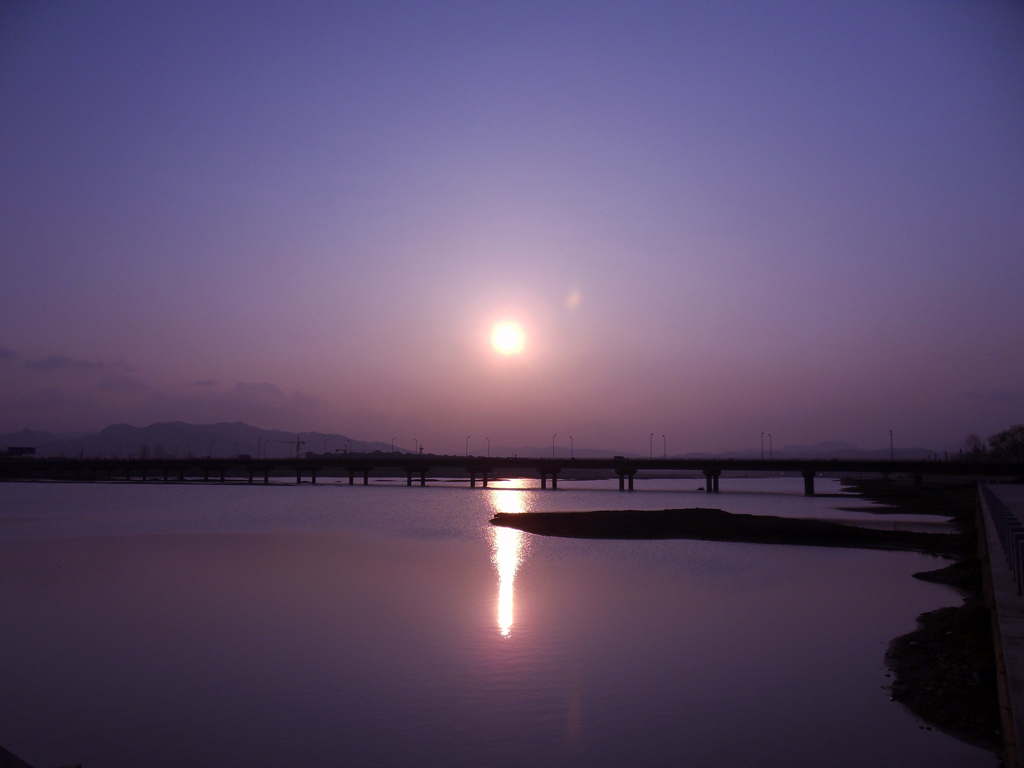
[275,436,305,458]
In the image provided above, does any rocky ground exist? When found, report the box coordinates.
[847,479,1002,756]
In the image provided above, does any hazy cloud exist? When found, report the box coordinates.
[231,382,287,400]
[25,355,112,372]
[97,374,150,391]
[0,389,106,432]
[967,389,1024,405]
[185,379,219,387]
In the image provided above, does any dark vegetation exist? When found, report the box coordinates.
[964,423,1024,462]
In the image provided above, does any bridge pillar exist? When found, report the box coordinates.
[628,473,634,491]
[163,468,169,482]
[420,470,426,487]
[179,468,185,481]
[248,469,253,484]
[802,471,815,496]
[470,471,476,488]
[407,468,413,487]
[295,468,302,484]
[349,469,355,485]
[483,471,490,488]
[141,467,147,482]
[362,469,369,485]
[220,468,226,483]
[618,473,625,491]
[551,471,558,490]
[264,468,270,484]
[540,472,547,490]
[703,470,720,493]
[311,468,317,485]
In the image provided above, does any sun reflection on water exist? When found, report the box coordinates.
[488,480,531,638]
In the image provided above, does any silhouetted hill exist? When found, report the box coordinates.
[0,421,399,459]
[1,425,939,461]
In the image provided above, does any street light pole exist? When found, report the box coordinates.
[552,434,557,459]
[662,434,666,459]
[650,432,653,459]
[889,430,894,461]
[570,436,574,459]
[768,434,772,460]
[761,432,764,460]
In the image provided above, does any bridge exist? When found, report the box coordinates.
[2,454,1020,495]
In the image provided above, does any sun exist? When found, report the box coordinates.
[491,321,525,355]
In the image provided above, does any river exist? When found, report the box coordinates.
[0,477,996,767]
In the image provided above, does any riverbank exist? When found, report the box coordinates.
[491,478,1002,757]
[490,506,962,553]
[851,479,1002,755]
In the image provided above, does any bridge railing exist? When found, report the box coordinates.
[981,485,1024,597]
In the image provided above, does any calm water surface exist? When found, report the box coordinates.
[0,479,996,767]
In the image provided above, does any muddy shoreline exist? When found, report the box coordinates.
[490,505,962,553]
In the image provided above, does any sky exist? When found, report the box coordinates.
[1,0,1022,455]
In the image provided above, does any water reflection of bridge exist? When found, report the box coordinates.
[1,455,1019,496]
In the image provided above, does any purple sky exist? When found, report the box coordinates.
[2,1,1022,454]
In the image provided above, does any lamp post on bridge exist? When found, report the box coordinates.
[761,432,764,460]
[649,433,653,459]
[768,434,772,460]
[413,438,418,454]
[552,435,557,459]
[662,434,666,459]
[570,436,574,459]
[889,430,894,461]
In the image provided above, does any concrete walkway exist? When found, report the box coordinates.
[980,484,1024,768]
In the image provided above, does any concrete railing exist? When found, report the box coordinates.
[982,484,1024,597]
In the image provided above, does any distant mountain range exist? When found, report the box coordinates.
[0,422,398,459]
[0,423,940,460]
